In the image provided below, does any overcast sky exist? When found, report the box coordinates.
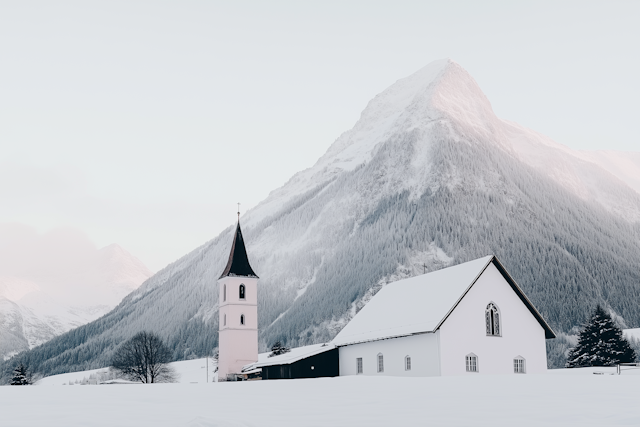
[1,1,638,272]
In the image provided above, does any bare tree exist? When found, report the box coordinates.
[110,331,177,383]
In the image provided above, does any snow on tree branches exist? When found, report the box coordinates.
[566,305,637,367]
[10,362,33,385]
[110,331,178,383]
[268,341,290,357]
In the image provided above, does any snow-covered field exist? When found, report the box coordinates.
[2,359,640,427]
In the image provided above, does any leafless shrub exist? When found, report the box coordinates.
[110,331,178,383]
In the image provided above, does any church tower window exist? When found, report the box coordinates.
[240,314,245,325]
[239,284,245,300]
[486,303,501,336]
[223,284,226,302]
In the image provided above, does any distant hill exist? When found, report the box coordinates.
[0,241,152,361]
[4,59,640,380]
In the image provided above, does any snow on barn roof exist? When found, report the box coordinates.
[242,343,336,372]
[332,255,555,346]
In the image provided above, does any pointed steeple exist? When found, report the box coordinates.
[219,221,259,279]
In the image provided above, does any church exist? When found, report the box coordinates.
[217,220,555,381]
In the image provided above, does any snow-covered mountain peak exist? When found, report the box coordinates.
[0,240,153,360]
[250,59,498,223]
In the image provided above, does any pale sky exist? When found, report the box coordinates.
[1,1,638,272]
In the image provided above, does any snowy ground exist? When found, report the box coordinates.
[2,360,640,427]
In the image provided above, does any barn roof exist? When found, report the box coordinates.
[331,255,555,346]
[242,343,336,372]
[219,221,259,279]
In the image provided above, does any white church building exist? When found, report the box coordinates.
[332,255,555,377]
[216,221,555,380]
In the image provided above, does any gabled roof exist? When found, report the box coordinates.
[242,343,336,372]
[219,221,259,279]
[331,255,555,346]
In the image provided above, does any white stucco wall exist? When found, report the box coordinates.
[218,276,258,379]
[338,333,441,377]
[438,262,548,376]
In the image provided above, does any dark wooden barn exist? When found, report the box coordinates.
[242,344,339,380]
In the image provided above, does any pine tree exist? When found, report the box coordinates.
[10,362,32,386]
[268,341,290,357]
[566,305,637,367]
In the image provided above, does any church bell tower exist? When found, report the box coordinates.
[217,218,259,381]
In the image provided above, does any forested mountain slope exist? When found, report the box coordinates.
[4,59,640,379]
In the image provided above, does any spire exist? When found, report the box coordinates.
[219,220,259,279]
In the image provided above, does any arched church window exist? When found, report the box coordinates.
[224,314,226,326]
[223,284,226,302]
[486,303,501,336]
[240,314,245,325]
[377,353,384,373]
[239,284,245,300]
[405,355,411,371]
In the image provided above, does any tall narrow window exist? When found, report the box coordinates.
[405,356,412,371]
[240,314,245,325]
[239,284,245,300]
[514,357,526,373]
[223,284,226,302]
[224,314,226,326]
[377,353,384,373]
[485,303,501,336]
[356,358,363,374]
[466,353,478,372]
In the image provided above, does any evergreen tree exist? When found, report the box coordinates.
[10,362,32,385]
[566,305,637,367]
[268,341,290,357]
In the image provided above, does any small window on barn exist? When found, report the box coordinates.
[405,355,411,371]
[377,353,384,373]
[239,284,245,300]
[223,284,226,302]
[356,358,363,374]
[485,303,501,336]
[240,314,245,325]
[466,353,478,373]
[514,356,526,374]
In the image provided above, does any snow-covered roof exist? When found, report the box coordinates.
[242,343,336,371]
[332,255,555,346]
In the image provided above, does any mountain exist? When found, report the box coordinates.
[0,243,152,360]
[4,59,640,379]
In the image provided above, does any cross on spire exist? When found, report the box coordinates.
[237,202,241,220]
